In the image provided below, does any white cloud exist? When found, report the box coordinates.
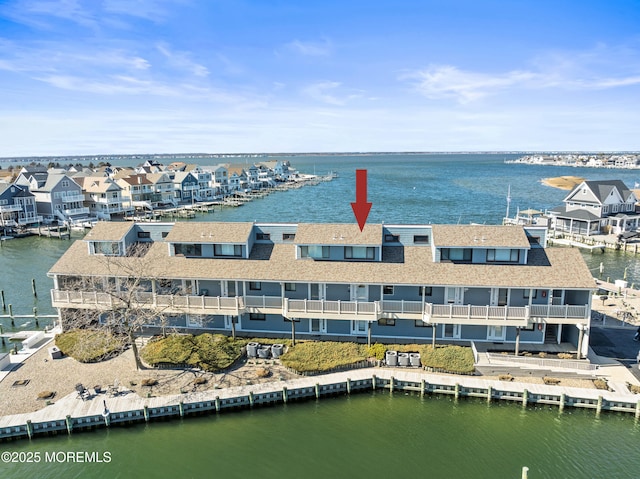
[156,42,209,78]
[302,81,345,105]
[285,39,332,57]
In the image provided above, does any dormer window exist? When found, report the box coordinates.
[214,244,242,257]
[441,248,472,262]
[487,249,519,263]
[300,245,330,259]
[345,246,375,260]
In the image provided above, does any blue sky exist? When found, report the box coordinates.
[1,0,640,156]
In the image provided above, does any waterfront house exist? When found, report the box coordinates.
[48,221,595,357]
[76,176,133,220]
[28,173,89,225]
[170,171,199,204]
[145,173,176,208]
[226,166,249,192]
[209,165,229,196]
[115,174,155,211]
[0,183,40,229]
[549,180,640,236]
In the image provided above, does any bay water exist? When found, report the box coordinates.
[1,153,640,478]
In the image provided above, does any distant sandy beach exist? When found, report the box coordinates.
[541,175,585,190]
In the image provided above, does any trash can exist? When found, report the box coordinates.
[398,352,410,367]
[271,344,284,358]
[409,352,421,367]
[247,342,259,358]
[385,350,397,367]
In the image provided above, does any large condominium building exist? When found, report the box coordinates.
[48,221,595,357]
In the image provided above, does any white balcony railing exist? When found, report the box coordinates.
[0,205,22,213]
[285,299,379,317]
[530,304,589,319]
[61,194,85,203]
[63,207,90,216]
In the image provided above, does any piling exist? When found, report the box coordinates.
[282,387,288,403]
[487,386,492,403]
[8,304,13,326]
[522,389,528,407]
[315,383,320,399]
[596,396,603,415]
[215,396,220,412]
[249,391,255,407]
[560,393,566,411]
[346,378,351,395]
[390,376,395,393]
[65,415,73,434]
[636,400,640,420]
[143,405,149,422]
[1,290,5,310]
[372,375,377,390]
[31,278,37,298]
[421,379,426,397]
[33,307,38,327]
[522,466,529,479]
[454,383,460,400]
[179,401,184,417]
[26,420,33,439]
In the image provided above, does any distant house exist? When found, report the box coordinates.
[29,173,89,224]
[0,183,40,228]
[171,171,199,203]
[549,180,640,236]
[115,174,155,211]
[76,176,132,220]
[146,173,176,207]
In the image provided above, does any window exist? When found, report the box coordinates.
[300,245,330,259]
[249,282,261,291]
[344,246,375,260]
[283,233,296,241]
[487,249,519,262]
[61,180,69,187]
[418,286,433,297]
[174,243,202,257]
[249,313,266,321]
[377,318,395,326]
[523,289,538,299]
[414,235,430,244]
[441,248,472,262]
[161,232,169,238]
[214,244,243,257]
[384,234,400,243]
[256,233,270,241]
[93,241,120,255]
[383,285,394,295]
[137,231,151,239]
[285,283,296,291]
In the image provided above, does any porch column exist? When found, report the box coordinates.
[367,321,372,348]
[432,324,437,348]
[291,319,296,346]
[515,327,520,356]
[576,324,584,360]
[231,317,236,340]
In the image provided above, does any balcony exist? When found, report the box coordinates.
[63,207,90,216]
[284,298,380,321]
[49,289,590,326]
[0,205,22,213]
[60,194,85,203]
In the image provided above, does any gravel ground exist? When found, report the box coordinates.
[0,345,300,416]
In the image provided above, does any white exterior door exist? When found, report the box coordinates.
[487,325,506,341]
[443,324,461,339]
[351,284,369,301]
[351,320,368,335]
[446,287,463,304]
[490,288,508,306]
[224,315,240,330]
[310,283,326,300]
[310,318,327,334]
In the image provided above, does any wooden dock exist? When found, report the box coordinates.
[26,225,71,240]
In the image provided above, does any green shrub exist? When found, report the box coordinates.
[55,329,124,363]
[280,341,367,373]
[366,343,387,360]
[419,345,475,374]
[141,334,247,372]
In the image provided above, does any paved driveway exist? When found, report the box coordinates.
[590,325,640,380]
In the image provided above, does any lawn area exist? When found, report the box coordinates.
[280,341,368,373]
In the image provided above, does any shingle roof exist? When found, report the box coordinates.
[295,223,382,245]
[432,225,531,248]
[163,222,253,244]
[49,234,595,290]
[84,221,134,242]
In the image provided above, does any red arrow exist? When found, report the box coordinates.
[351,169,372,231]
